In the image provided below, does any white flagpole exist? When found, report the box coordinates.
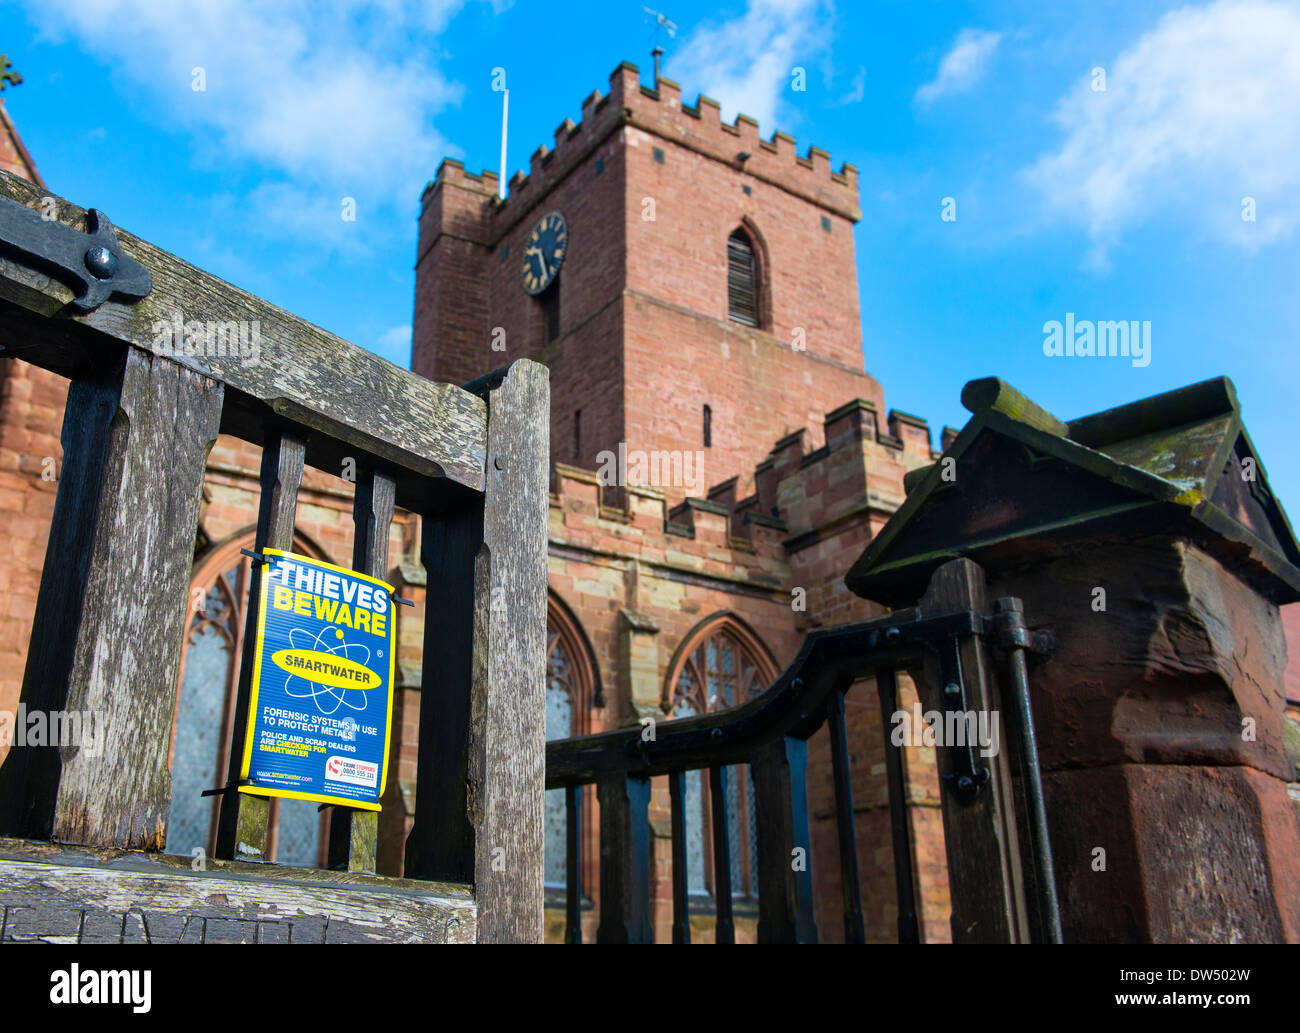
[499,89,509,200]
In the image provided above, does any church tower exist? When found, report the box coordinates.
[411,61,884,505]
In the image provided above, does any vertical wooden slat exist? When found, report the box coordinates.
[0,348,222,848]
[916,558,1030,943]
[404,360,549,942]
[564,783,583,944]
[708,764,735,944]
[595,772,652,943]
[827,682,866,943]
[474,360,548,943]
[214,429,306,862]
[752,736,817,943]
[403,500,482,883]
[877,666,919,944]
[668,769,690,944]
[327,467,396,873]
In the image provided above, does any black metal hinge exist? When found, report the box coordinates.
[0,196,152,312]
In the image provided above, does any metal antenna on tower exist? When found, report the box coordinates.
[641,6,677,86]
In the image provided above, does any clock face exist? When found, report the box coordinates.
[520,210,568,295]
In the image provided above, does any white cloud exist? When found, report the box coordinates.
[838,65,867,105]
[1025,0,1300,263]
[915,28,1001,105]
[376,324,413,365]
[31,0,471,204]
[664,0,832,133]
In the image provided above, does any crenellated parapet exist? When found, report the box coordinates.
[548,395,937,592]
[422,60,863,235]
[624,64,860,221]
[549,462,789,589]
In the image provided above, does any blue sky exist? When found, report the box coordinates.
[2,0,1299,510]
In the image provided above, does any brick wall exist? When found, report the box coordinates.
[0,360,67,747]
[0,99,60,761]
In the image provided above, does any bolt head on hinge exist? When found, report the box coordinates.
[84,245,118,279]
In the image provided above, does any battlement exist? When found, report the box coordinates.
[636,65,860,219]
[421,158,499,207]
[430,60,862,229]
[753,399,935,547]
[549,396,937,577]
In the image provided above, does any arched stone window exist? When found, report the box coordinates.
[664,614,778,902]
[544,592,602,888]
[165,529,332,867]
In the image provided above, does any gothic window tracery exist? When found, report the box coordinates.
[544,594,601,888]
[665,615,778,903]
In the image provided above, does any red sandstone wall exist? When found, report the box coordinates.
[408,63,953,941]
[0,359,68,756]
[538,391,947,941]
[1282,603,1300,710]
[412,167,493,388]
[490,127,629,475]
[0,102,61,762]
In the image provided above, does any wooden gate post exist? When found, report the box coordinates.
[0,347,222,848]
[404,360,549,943]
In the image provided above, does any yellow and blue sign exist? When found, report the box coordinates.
[238,549,396,811]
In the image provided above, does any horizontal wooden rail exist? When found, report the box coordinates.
[0,171,486,508]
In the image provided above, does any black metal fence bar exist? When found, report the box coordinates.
[595,773,652,943]
[877,665,920,944]
[708,764,735,944]
[826,681,866,943]
[668,770,690,944]
[565,784,583,944]
[993,598,1063,944]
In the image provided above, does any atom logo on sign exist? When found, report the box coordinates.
[271,626,375,716]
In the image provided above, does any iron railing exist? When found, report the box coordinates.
[546,573,1062,944]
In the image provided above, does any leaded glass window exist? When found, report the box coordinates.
[544,634,575,886]
[667,620,775,902]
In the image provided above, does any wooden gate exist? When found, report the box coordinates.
[546,558,1062,944]
[0,170,549,943]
